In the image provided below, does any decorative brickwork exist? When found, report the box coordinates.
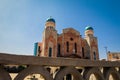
[34,18,99,60]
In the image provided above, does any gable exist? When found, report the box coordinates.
[62,28,80,36]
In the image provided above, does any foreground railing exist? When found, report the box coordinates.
[0,53,120,80]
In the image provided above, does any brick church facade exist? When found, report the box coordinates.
[34,17,99,60]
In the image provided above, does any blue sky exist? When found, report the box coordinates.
[0,0,120,59]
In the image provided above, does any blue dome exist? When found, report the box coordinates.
[46,17,55,23]
[85,26,94,31]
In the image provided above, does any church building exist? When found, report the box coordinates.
[34,17,99,60]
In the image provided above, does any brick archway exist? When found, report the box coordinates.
[104,67,120,80]
[14,66,53,80]
[0,67,11,80]
[54,66,84,80]
[83,67,105,80]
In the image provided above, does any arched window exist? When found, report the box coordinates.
[82,47,84,58]
[38,46,41,54]
[49,47,52,57]
[57,44,61,57]
[66,42,69,52]
[74,43,77,53]
[93,52,96,60]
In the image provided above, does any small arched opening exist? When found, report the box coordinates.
[103,67,120,80]
[82,47,84,58]
[74,43,77,54]
[83,67,105,80]
[54,67,84,80]
[49,47,52,57]
[93,52,96,60]
[66,42,69,52]
[57,44,61,57]
[14,66,53,80]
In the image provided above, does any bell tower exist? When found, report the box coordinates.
[41,17,57,57]
[85,26,99,60]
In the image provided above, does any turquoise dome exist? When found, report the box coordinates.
[85,26,94,31]
[46,17,55,23]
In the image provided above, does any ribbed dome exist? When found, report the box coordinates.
[46,17,55,23]
[85,26,94,31]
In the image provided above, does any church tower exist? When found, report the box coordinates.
[85,26,99,60]
[41,17,57,57]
